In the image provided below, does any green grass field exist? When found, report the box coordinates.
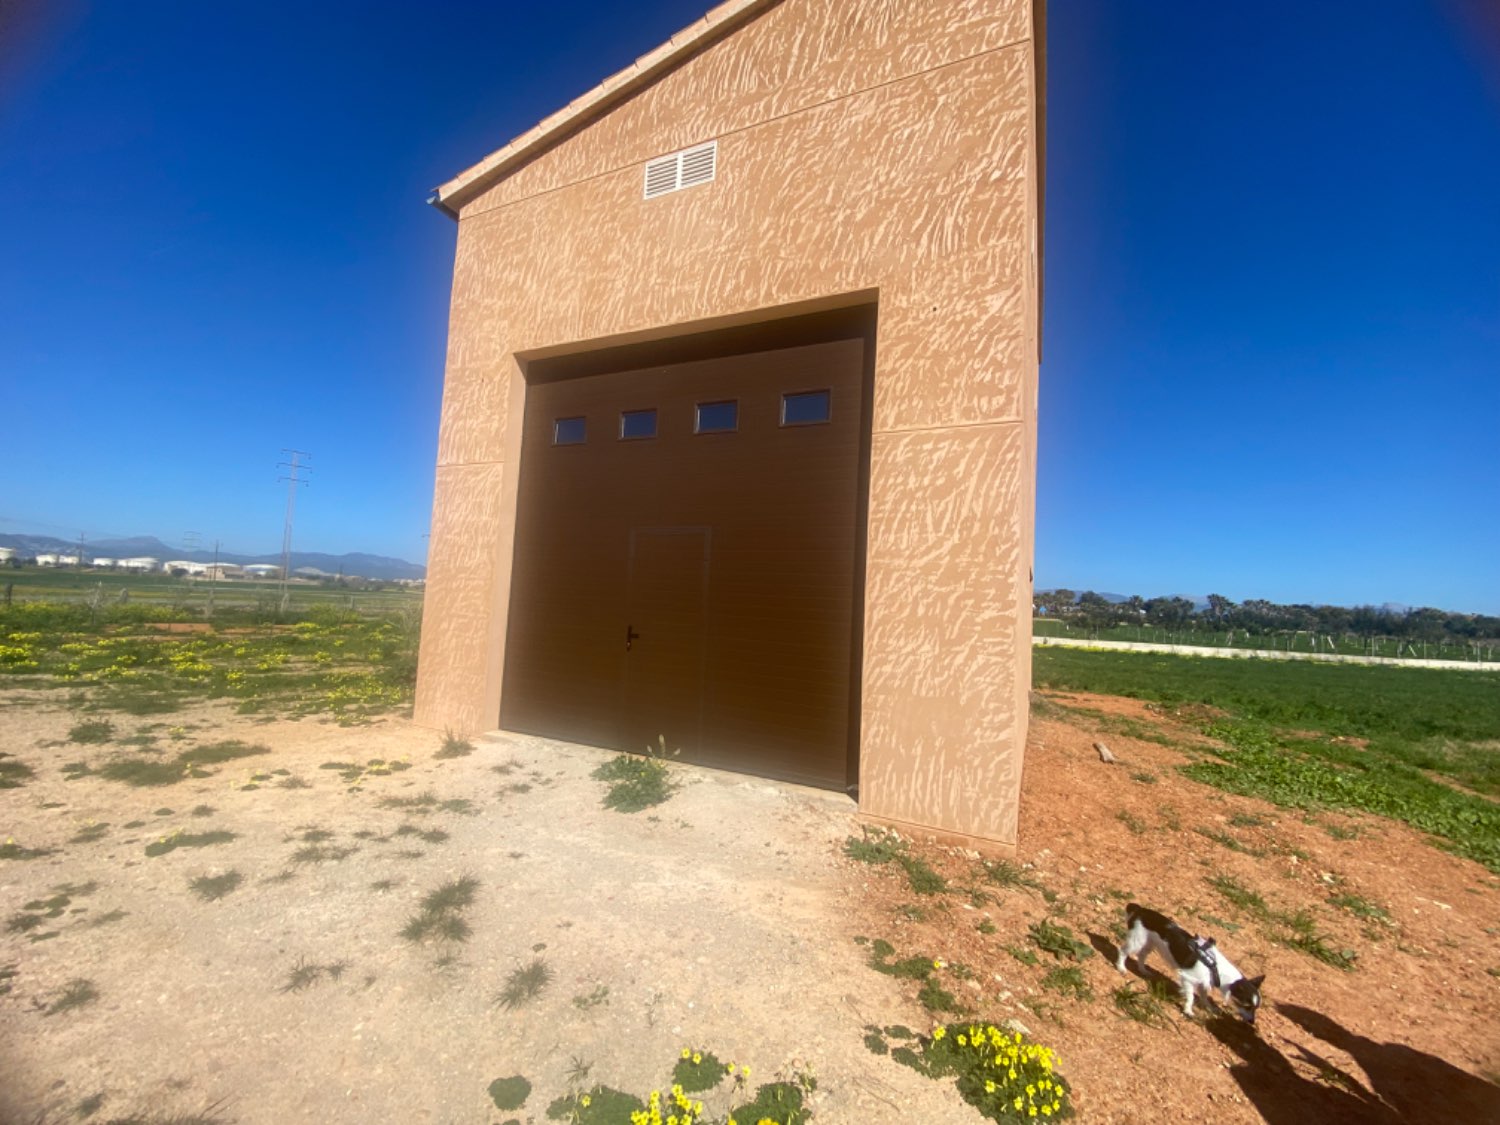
[1033,646,1500,872]
[1032,617,1490,663]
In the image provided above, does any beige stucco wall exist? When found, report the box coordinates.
[417,0,1043,848]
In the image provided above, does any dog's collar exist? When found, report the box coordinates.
[1194,937,1222,990]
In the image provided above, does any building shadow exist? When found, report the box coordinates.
[1278,1002,1500,1123]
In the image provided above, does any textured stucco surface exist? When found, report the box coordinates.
[418,0,1042,847]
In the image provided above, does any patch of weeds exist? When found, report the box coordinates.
[572,984,609,1009]
[593,745,677,813]
[898,903,928,922]
[1230,812,1265,828]
[545,1086,646,1123]
[97,758,185,786]
[1158,804,1182,831]
[1116,810,1147,835]
[1275,909,1358,971]
[1329,892,1392,925]
[918,976,960,1013]
[1207,874,1268,916]
[435,729,474,759]
[491,757,523,776]
[1041,966,1093,1001]
[154,807,174,816]
[189,872,243,901]
[76,1091,106,1118]
[291,842,359,864]
[401,874,478,944]
[0,837,58,860]
[1028,918,1090,962]
[1195,826,1267,857]
[369,879,395,892]
[440,797,477,815]
[278,955,349,993]
[978,919,997,935]
[1005,943,1040,966]
[864,1021,1073,1122]
[0,964,16,996]
[843,829,946,894]
[673,1047,726,1093]
[69,719,115,744]
[1112,981,1172,1029]
[0,753,34,788]
[179,740,270,767]
[1130,771,1158,785]
[279,775,312,789]
[6,912,45,933]
[61,761,93,780]
[495,957,553,1010]
[261,870,296,885]
[845,828,905,865]
[1323,821,1363,841]
[144,829,237,857]
[899,853,948,895]
[728,1082,811,1125]
[394,823,449,845]
[70,821,110,844]
[488,1074,532,1112]
[983,858,1046,896]
[43,977,99,1016]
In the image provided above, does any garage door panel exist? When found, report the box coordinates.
[504,322,869,788]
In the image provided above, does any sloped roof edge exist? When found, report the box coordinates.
[430,0,778,219]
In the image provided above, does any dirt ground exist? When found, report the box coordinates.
[2,686,1498,1123]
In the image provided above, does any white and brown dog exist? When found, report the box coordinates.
[1116,903,1264,1023]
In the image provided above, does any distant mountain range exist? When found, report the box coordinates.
[0,533,425,582]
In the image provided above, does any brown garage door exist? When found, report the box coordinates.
[501,311,872,789]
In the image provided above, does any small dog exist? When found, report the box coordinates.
[1116,902,1264,1023]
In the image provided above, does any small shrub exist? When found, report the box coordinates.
[672,1048,726,1094]
[1028,919,1090,962]
[1042,966,1093,1001]
[487,1075,532,1112]
[1116,811,1147,835]
[436,729,475,759]
[1112,982,1172,1028]
[68,720,114,745]
[593,751,676,813]
[44,978,99,1016]
[495,957,553,1010]
[189,872,243,901]
[1329,892,1391,925]
[874,1021,1073,1122]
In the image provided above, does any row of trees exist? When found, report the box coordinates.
[1034,589,1500,644]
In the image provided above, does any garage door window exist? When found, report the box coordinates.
[695,400,738,434]
[781,390,831,426]
[620,408,658,440]
[553,417,586,445]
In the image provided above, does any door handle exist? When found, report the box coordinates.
[625,624,641,651]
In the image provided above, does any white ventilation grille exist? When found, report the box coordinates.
[643,140,717,199]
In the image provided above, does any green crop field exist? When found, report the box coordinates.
[1033,646,1500,872]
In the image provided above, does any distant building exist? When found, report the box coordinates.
[36,554,80,567]
[243,564,282,578]
[293,566,330,579]
[203,563,243,580]
[164,560,208,577]
[92,557,117,569]
[0,547,15,563]
[118,557,161,572]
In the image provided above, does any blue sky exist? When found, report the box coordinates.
[2,2,1496,612]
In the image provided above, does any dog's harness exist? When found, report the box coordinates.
[1194,937,1222,990]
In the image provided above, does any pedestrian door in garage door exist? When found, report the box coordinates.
[501,310,872,790]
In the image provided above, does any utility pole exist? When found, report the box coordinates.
[277,450,311,613]
[207,539,220,618]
